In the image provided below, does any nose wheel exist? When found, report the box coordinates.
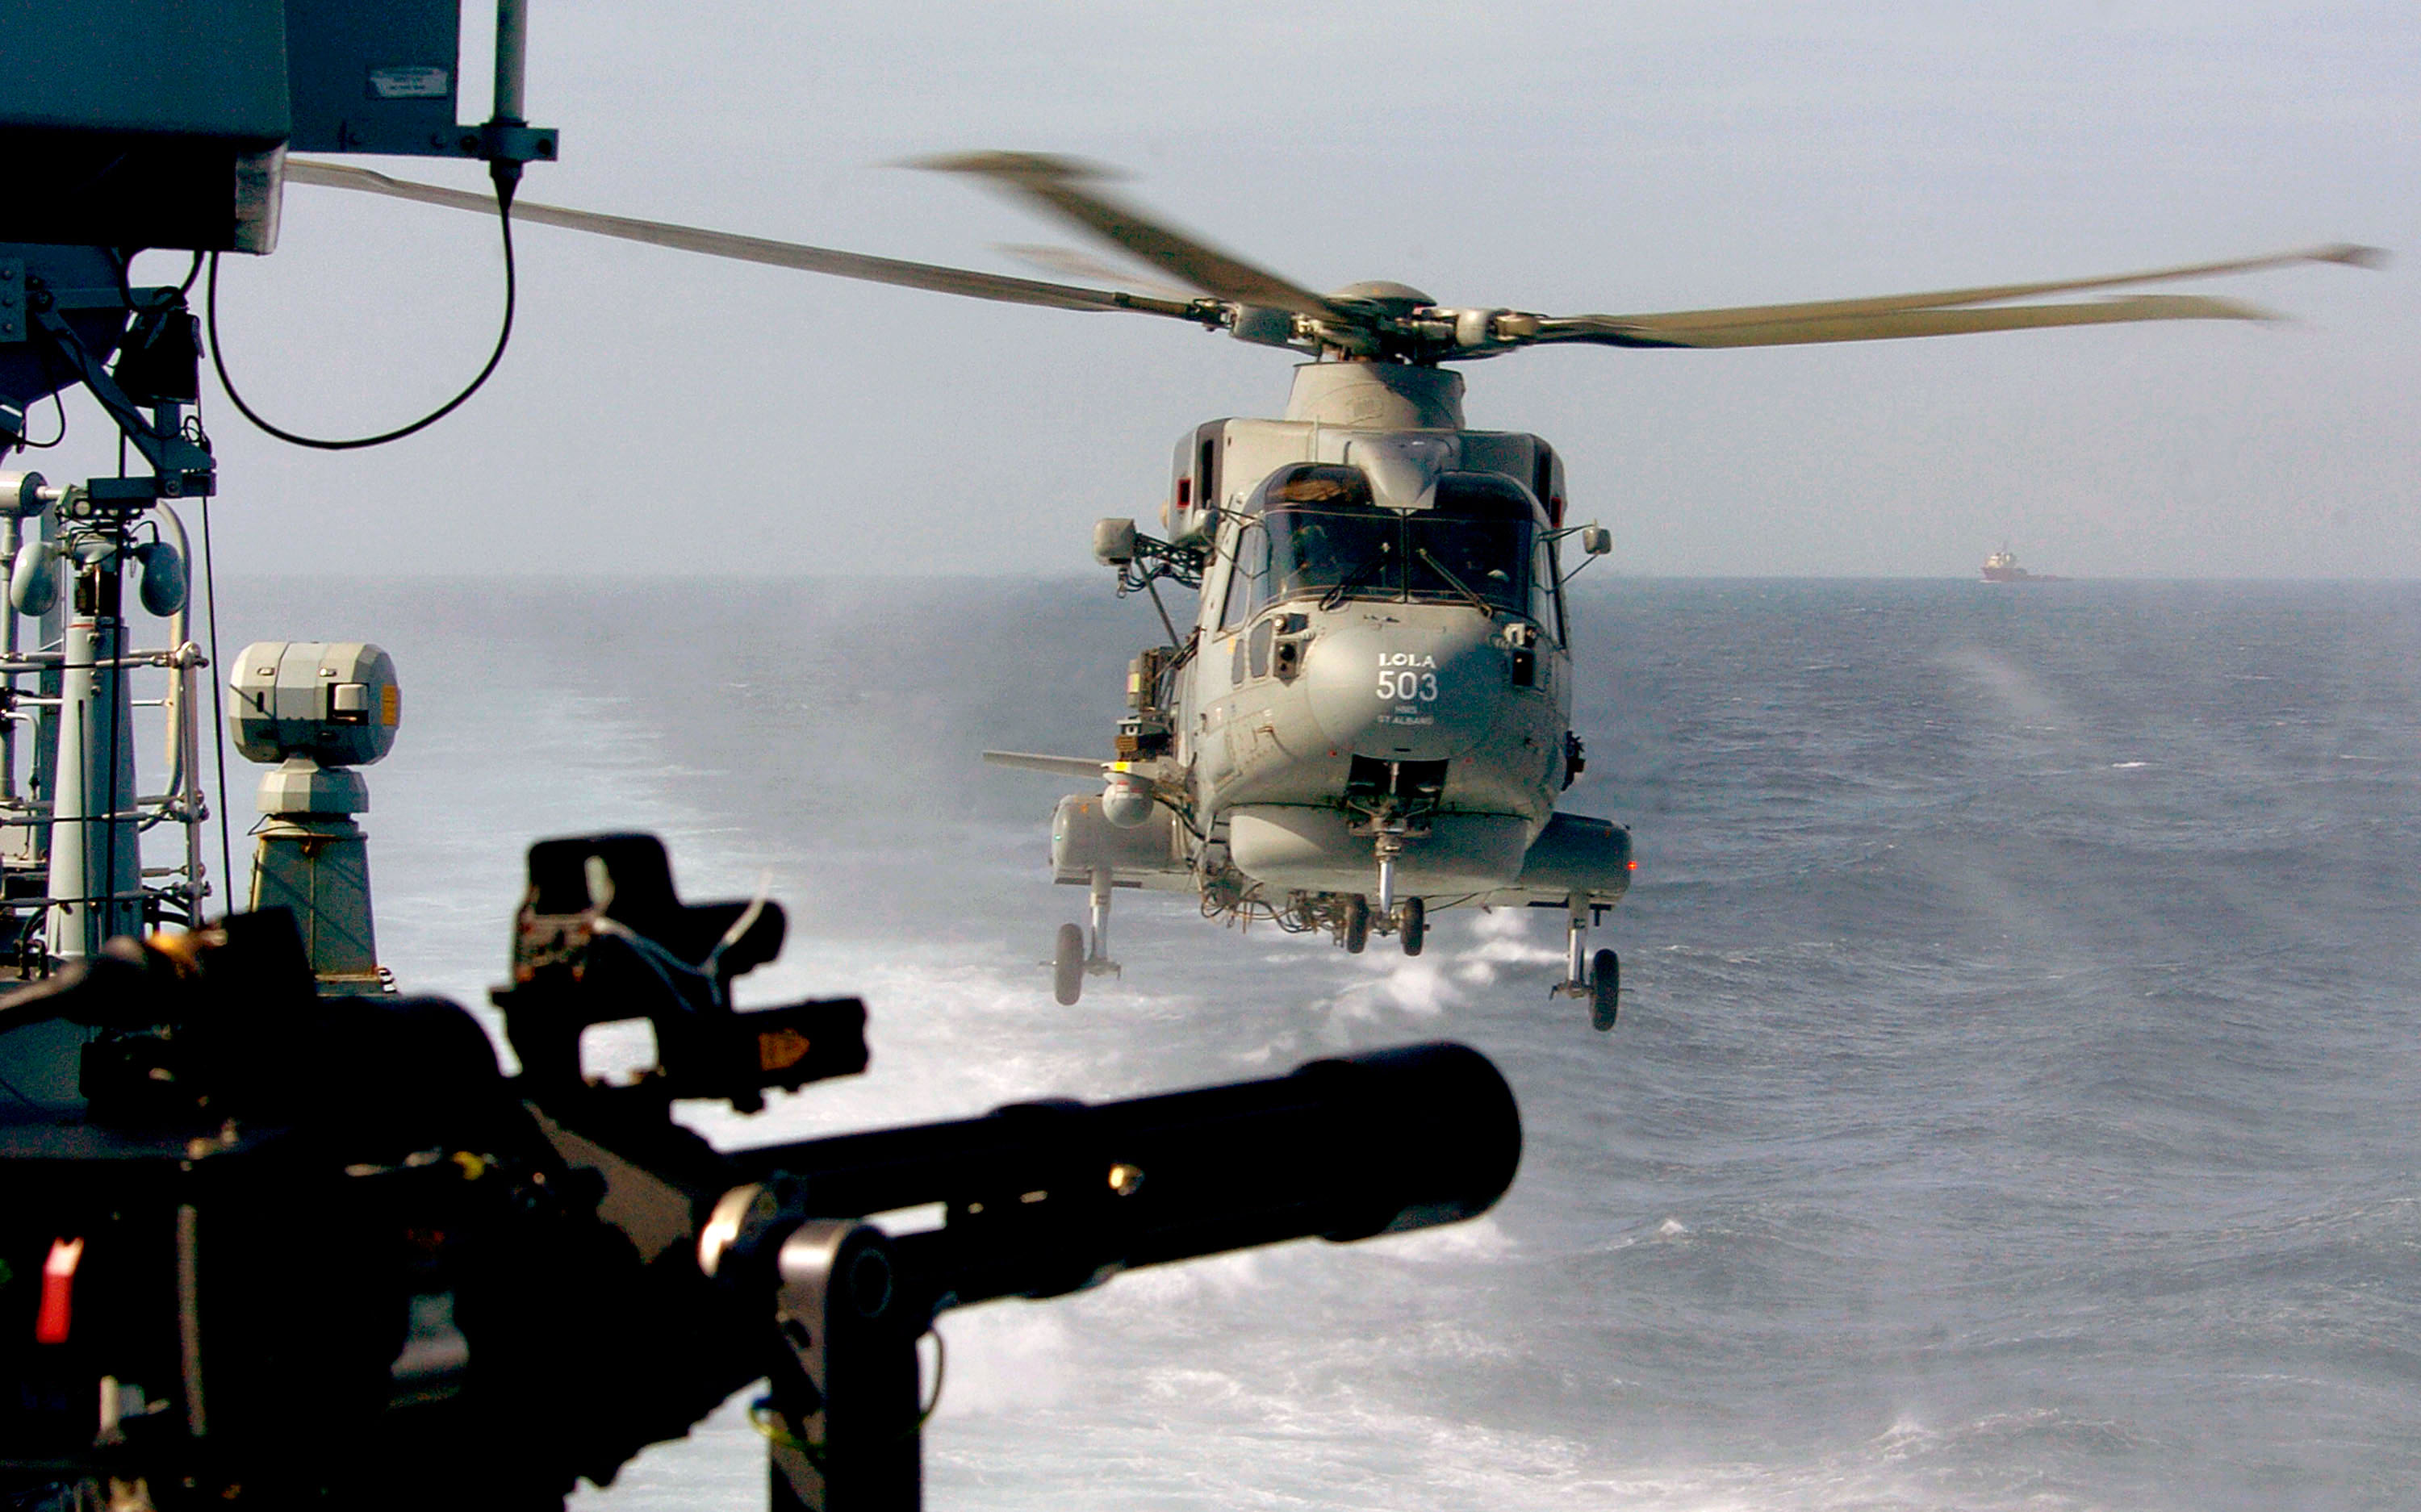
[1553,890,1620,1031]
[1333,892,1423,956]
[1344,812,1430,958]
[1050,867,1123,1005]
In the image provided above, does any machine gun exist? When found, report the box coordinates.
[0,832,1522,1511]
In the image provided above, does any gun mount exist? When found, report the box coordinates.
[0,832,1521,1511]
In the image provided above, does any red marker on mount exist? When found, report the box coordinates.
[34,1237,83,1345]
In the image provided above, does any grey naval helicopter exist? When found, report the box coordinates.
[294,152,2380,1026]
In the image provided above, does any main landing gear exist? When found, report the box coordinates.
[1052,867,1123,1005]
[1551,890,1620,1031]
[1336,892,1423,957]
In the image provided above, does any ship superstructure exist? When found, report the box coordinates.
[1981,545,2066,583]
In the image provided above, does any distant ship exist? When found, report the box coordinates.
[1980,545,2066,583]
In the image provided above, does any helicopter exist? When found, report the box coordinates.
[286,152,2380,1026]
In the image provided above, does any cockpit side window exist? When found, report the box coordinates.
[1535,535,1566,643]
[1219,519,1266,630]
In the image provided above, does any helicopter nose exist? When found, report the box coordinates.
[1300,607,1511,761]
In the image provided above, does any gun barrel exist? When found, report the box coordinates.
[723,1041,1520,1310]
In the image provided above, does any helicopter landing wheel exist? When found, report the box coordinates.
[1589,947,1619,1032]
[1342,894,1370,954]
[1399,897,1425,957]
[1052,922,1085,1005]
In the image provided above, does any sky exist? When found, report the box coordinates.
[52,2,2421,578]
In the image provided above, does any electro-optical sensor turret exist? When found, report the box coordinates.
[231,640,401,992]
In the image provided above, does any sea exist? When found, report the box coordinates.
[217,574,2421,1511]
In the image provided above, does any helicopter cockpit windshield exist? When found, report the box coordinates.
[1228,464,1558,631]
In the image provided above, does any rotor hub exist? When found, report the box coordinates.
[1328,281,1436,317]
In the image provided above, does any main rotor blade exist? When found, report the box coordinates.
[283,158,1205,319]
[1534,294,2285,349]
[915,152,1349,322]
[996,243,1198,303]
[1545,244,2383,345]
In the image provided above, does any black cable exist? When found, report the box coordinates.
[205,181,518,450]
[106,248,202,308]
[16,385,66,449]
[100,444,129,939]
[101,566,127,938]
[197,498,234,916]
[173,398,236,916]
